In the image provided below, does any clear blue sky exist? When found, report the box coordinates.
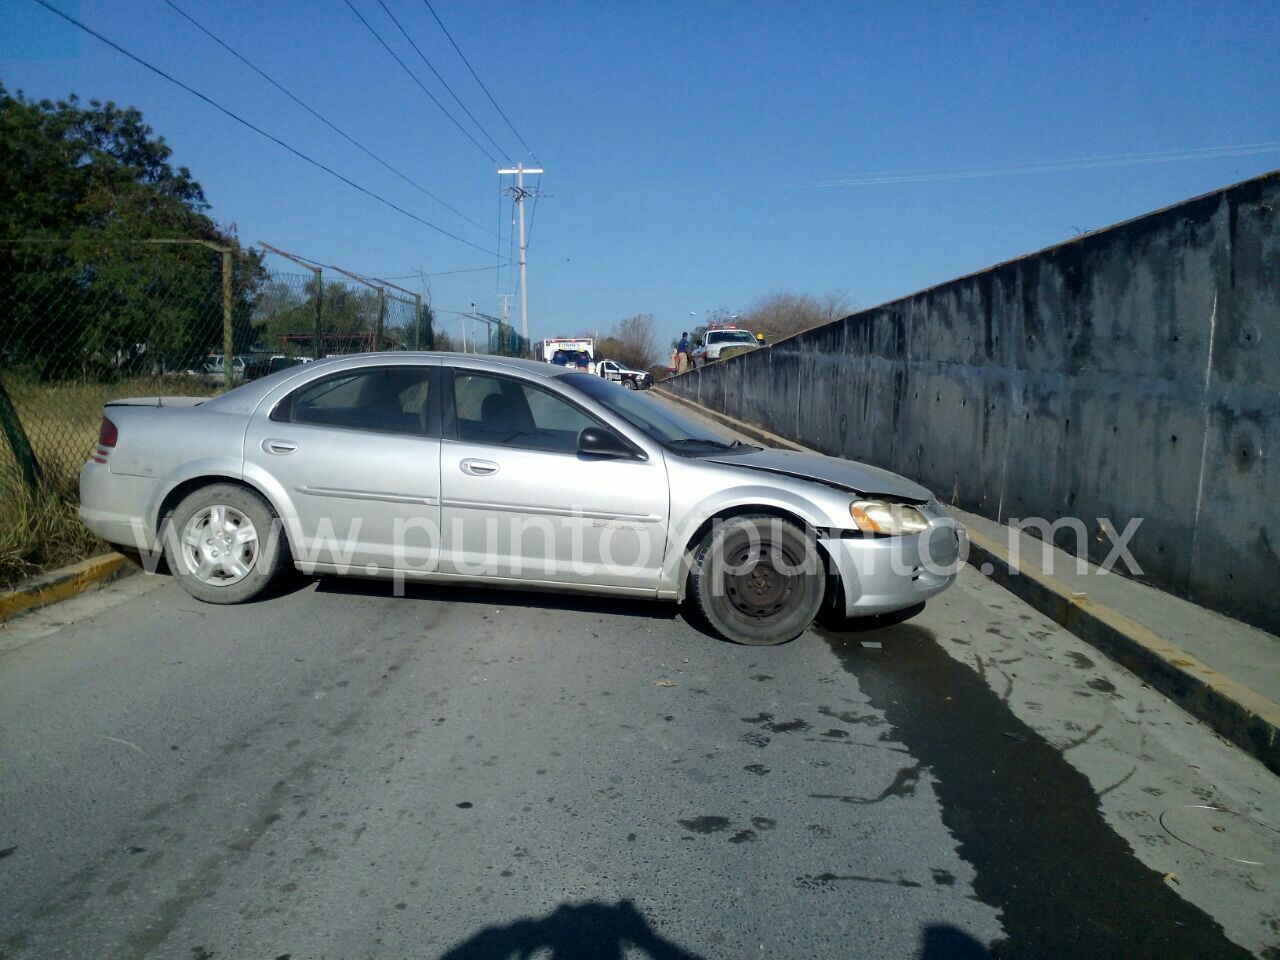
[4,0,1279,343]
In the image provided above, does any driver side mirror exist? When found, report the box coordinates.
[578,426,633,459]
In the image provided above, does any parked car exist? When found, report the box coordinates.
[80,353,964,645]
[197,354,247,384]
[245,355,314,381]
[596,358,653,390]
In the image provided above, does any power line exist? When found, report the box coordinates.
[159,0,499,242]
[420,0,539,163]
[371,0,513,164]
[525,172,542,249]
[506,195,517,295]
[788,142,1280,189]
[495,169,502,290]
[343,0,497,165]
[382,263,510,279]
[30,0,496,257]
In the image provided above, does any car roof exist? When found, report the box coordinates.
[204,351,566,414]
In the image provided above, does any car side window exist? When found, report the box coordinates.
[276,367,436,436]
[452,372,597,453]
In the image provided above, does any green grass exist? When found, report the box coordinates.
[0,373,222,588]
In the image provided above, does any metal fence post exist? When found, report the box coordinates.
[221,249,234,390]
[313,266,323,359]
[375,288,385,352]
[0,374,43,493]
[413,293,423,349]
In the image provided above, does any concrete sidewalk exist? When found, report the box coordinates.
[654,387,1280,774]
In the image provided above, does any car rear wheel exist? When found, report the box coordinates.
[165,483,289,604]
[687,514,825,645]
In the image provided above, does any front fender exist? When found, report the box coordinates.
[660,483,838,592]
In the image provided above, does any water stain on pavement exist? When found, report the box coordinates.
[677,816,730,835]
[814,622,1253,960]
[810,763,922,806]
[1066,651,1096,670]
[796,872,922,890]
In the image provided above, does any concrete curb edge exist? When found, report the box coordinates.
[654,387,1280,775]
[0,553,133,625]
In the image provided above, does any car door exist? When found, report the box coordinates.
[439,366,668,592]
[244,363,442,575]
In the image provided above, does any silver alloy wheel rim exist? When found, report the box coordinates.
[180,503,259,586]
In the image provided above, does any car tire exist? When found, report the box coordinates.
[687,514,825,645]
[623,378,638,389]
[164,483,289,604]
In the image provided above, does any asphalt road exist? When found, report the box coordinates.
[2,543,1278,960]
[3,397,1279,960]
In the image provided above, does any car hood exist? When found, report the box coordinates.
[703,447,932,501]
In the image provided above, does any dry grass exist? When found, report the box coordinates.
[0,373,221,588]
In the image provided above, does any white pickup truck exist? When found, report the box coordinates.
[596,358,653,390]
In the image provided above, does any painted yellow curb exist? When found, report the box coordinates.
[0,553,132,624]
[967,529,1280,772]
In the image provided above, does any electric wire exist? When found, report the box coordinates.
[419,0,540,163]
[342,0,498,164]
[371,0,514,164]
[158,0,500,242]
[30,0,497,257]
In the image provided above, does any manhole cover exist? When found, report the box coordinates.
[1158,805,1280,866]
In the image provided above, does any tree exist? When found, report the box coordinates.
[595,313,660,369]
[613,313,660,367]
[737,290,852,343]
[0,84,263,378]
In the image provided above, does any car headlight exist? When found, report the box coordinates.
[849,499,930,536]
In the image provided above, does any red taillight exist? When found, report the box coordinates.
[92,416,118,463]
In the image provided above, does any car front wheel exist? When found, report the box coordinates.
[623,378,638,389]
[687,514,825,645]
[165,483,289,604]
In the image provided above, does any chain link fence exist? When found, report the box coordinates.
[0,247,444,583]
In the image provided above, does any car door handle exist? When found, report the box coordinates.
[263,439,298,455]
[460,458,499,476]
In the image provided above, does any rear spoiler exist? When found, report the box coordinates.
[104,397,208,408]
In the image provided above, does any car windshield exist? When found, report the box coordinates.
[560,374,757,453]
[710,330,756,344]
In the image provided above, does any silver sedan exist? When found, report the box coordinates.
[80,353,965,645]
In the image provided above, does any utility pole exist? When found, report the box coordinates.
[498,163,544,342]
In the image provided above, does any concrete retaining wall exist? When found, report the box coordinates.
[664,170,1280,633]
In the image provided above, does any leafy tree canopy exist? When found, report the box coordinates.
[0,84,262,378]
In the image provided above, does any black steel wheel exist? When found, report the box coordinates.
[687,514,825,645]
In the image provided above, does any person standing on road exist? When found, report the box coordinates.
[677,332,690,373]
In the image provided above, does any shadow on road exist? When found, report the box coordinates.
[435,906,993,960]
[312,575,682,624]
[437,899,704,960]
[816,599,927,635]
[920,923,992,958]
